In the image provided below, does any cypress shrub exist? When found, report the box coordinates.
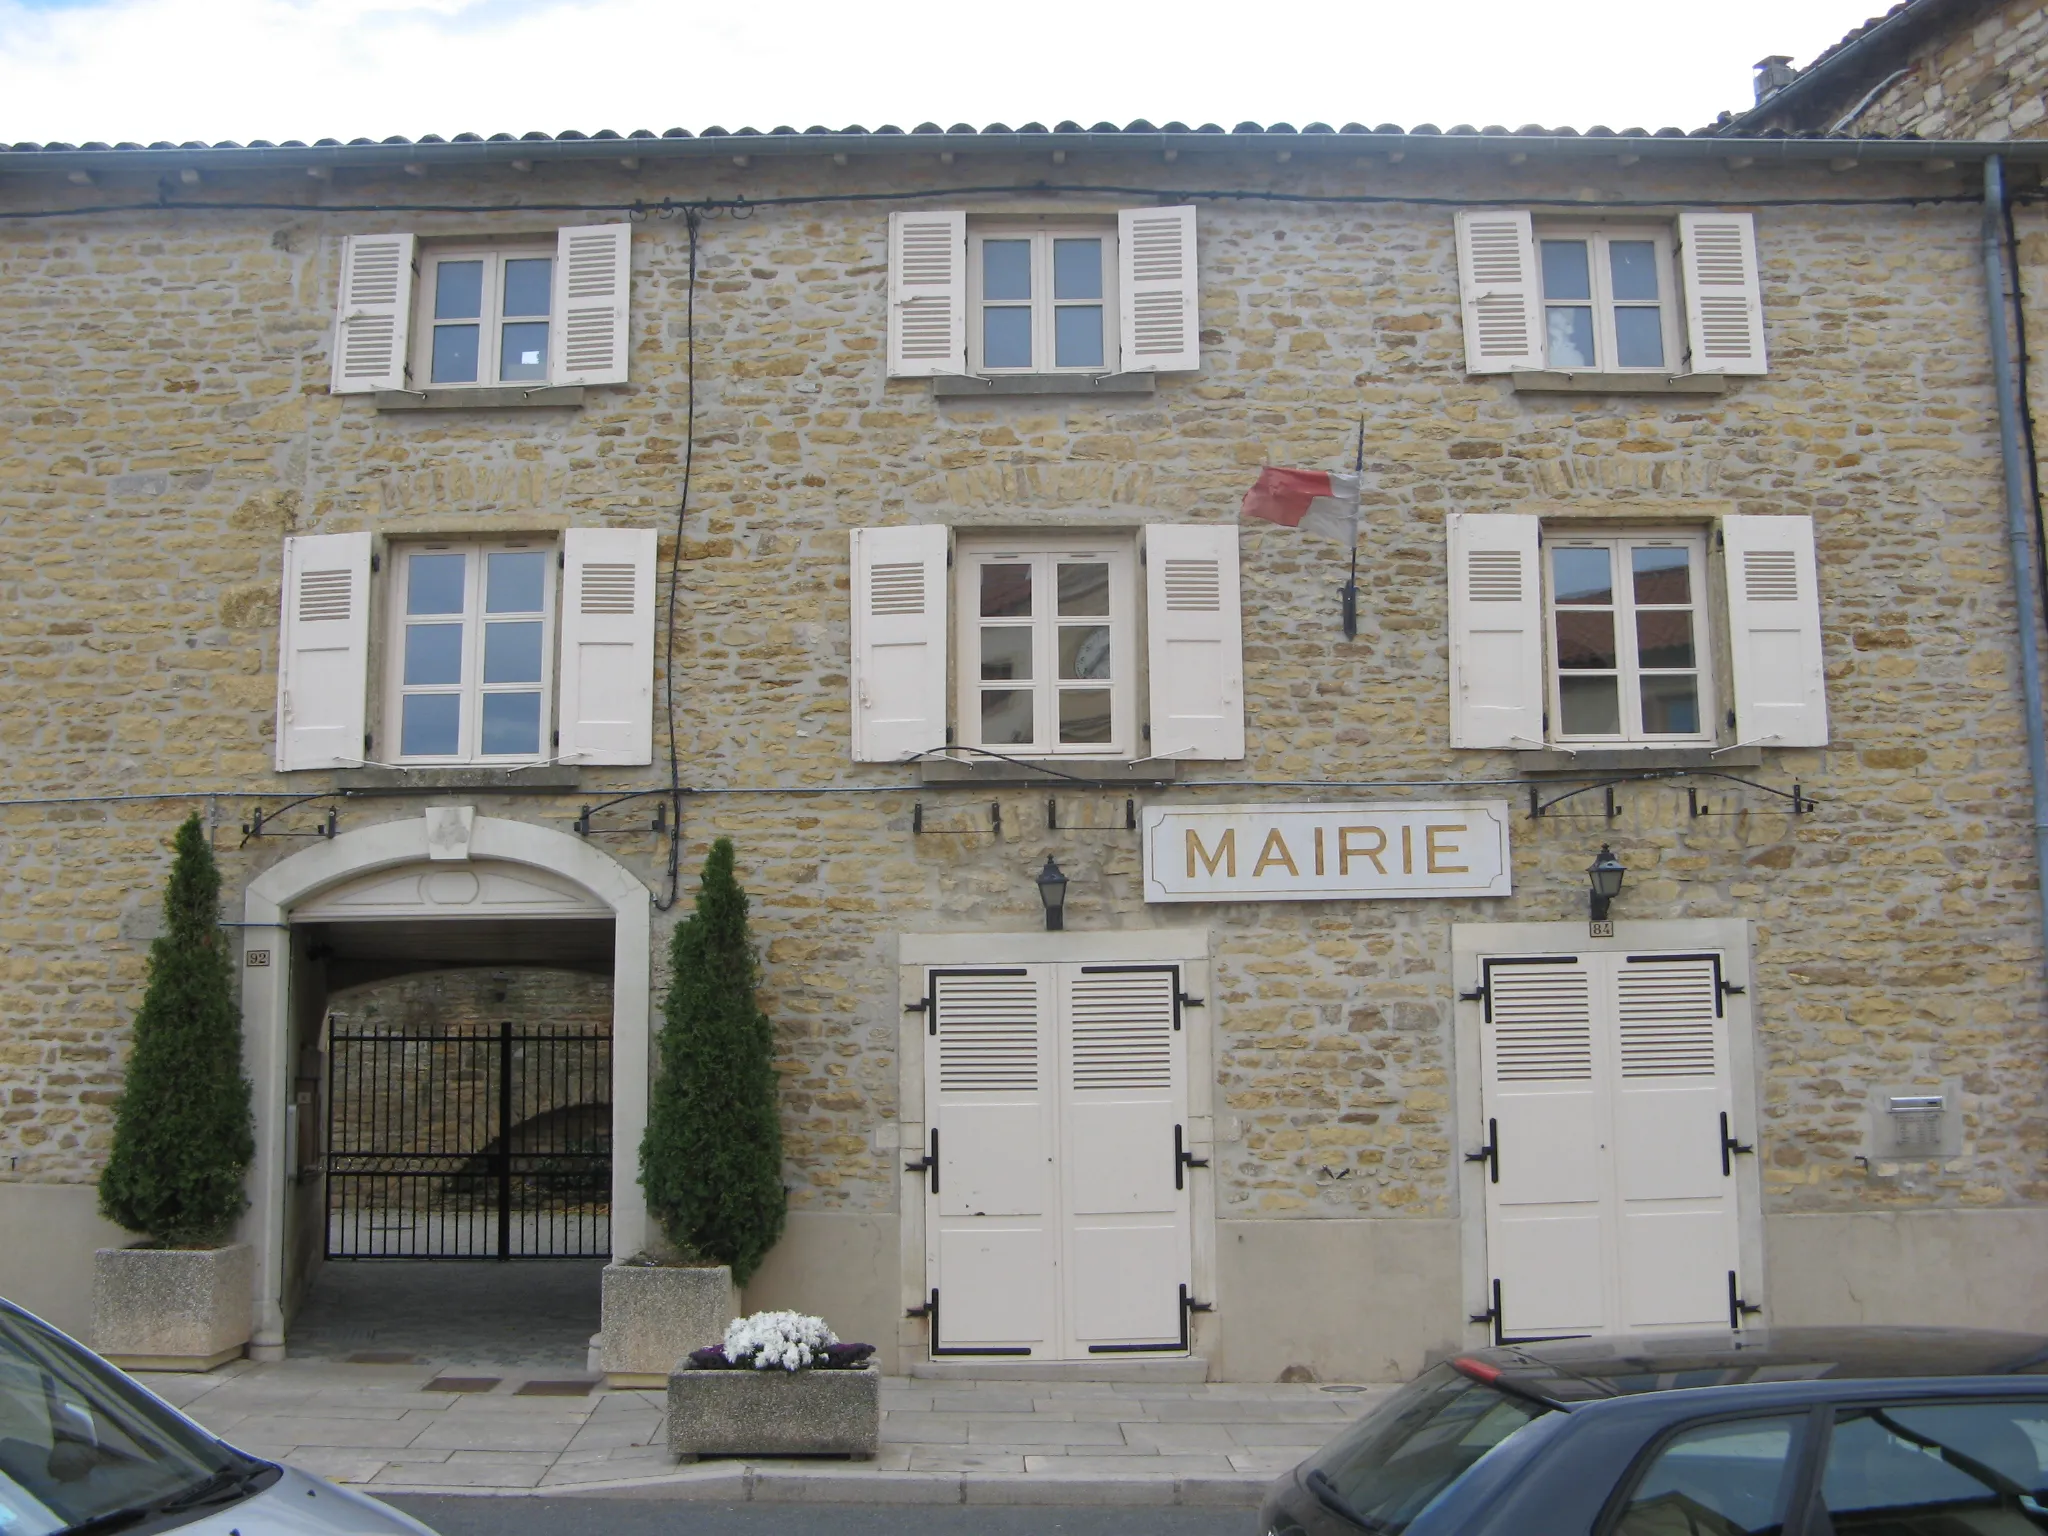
[98,814,254,1247]
[640,838,786,1284]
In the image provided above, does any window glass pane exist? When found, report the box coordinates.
[1609,240,1660,301]
[480,691,542,755]
[1057,562,1111,616]
[1540,240,1592,301]
[980,627,1033,681]
[980,689,1034,745]
[1555,610,1617,670]
[1824,1402,2048,1528]
[403,623,464,686]
[1552,547,1614,606]
[1636,611,1696,670]
[483,620,544,684]
[502,257,552,317]
[1559,676,1621,735]
[1054,305,1104,369]
[982,240,1032,301]
[983,306,1032,368]
[1614,306,1665,369]
[1631,546,1692,605]
[1058,689,1113,744]
[486,551,548,613]
[499,321,549,382]
[1546,307,1595,368]
[1059,625,1112,681]
[431,324,480,384]
[434,260,484,320]
[401,693,461,757]
[980,564,1033,618]
[406,553,468,615]
[1053,239,1103,300]
[1615,1415,1807,1536]
[1640,675,1700,735]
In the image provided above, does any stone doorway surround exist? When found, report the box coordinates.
[240,809,651,1357]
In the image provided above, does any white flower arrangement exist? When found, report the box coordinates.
[722,1310,839,1372]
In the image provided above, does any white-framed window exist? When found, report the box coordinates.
[955,537,1138,756]
[1545,532,1712,744]
[1535,225,1681,373]
[385,540,557,764]
[968,223,1119,375]
[413,245,555,388]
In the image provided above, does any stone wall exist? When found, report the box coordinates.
[0,146,2044,1238]
[1818,0,2048,140]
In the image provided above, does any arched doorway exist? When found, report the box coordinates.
[239,809,650,1357]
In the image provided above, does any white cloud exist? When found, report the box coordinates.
[0,0,1870,146]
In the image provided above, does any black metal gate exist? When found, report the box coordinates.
[325,1022,611,1260]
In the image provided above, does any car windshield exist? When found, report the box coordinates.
[0,1301,248,1534]
[1305,1363,1552,1533]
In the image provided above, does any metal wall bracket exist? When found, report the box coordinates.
[914,800,1002,836]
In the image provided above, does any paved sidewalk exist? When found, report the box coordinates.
[139,1358,1392,1505]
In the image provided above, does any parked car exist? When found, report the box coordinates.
[0,1295,436,1535]
[1260,1327,2048,1536]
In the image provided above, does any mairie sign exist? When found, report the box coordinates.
[1141,802,1513,904]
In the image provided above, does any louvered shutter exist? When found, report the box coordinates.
[887,211,966,377]
[329,234,415,394]
[849,525,949,762]
[926,967,1056,1355]
[1478,956,1609,1340]
[556,527,657,765]
[1678,212,1768,376]
[1611,953,1742,1331]
[550,224,632,386]
[1118,206,1200,373]
[1721,514,1827,747]
[276,532,373,770]
[1143,524,1244,761]
[1447,512,1545,749]
[1058,966,1190,1354]
[1453,210,1543,374]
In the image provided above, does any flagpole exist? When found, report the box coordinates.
[1341,416,1363,640]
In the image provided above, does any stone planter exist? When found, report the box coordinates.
[598,1260,736,1387]
[667,1363,879,1461]
[91,1243,252,1371]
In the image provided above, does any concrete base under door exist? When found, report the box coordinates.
[909,1356,1211,1382]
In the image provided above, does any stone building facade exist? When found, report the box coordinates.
[2,121,2046,1380]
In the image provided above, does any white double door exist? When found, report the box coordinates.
[921,963,1194,1359]
[1477,950,1746,1342]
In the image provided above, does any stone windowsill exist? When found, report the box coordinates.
[328,765,585,791]
[374,386,586,410]
[931,372,1157,398]
[1510,370,1729,395]
[916,756,1180,785]
[1515,746,1763,773]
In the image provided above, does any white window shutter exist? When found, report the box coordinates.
[887,211,966,377]
[557,527,657,765]
[1453,210,1543,373]
[1118,206,1200,373]
[1143,524,1244,761]
[850,524,949,761]
[1678,212,1768,376]
[1448,512,1545,749]
[329,233,415,394]
[551,224,632,386]
[276,532,373,770]
[1722,514,1827,747]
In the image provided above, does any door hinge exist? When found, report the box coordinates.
[904,997,931,1012]
[1719,1112,1755,1176]
[551,728,560,748]
[558,549,566,569]
[1465,1117,1499,1184]
[1176,991,1205,1010]
[1459,983,1488,1006]
[1719,978,1747,999]
[905,1128,937,1194]
[1728,1271,1762,1329]
[363,733,373,756]
[904,1295,932,1319]
[1470,1279,1504,1346]
[370,552,382,573]
[1173,1124,1209,1190]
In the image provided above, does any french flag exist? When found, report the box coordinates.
[1240,467,1360,547]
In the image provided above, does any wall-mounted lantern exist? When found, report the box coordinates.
[1587,844,1627,937]
[1036,855,1069,932]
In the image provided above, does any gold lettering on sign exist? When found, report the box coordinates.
[1338,825,1387,875]
[1313,827,1326,876]
[1426,825,1469,875]
[1252,829,1299,878]
[1401,825,1414,874]
[1187,828,1237,879]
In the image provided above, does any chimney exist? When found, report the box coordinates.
[1753,55,1798,104]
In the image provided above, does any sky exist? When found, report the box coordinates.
[0,0,1879,147]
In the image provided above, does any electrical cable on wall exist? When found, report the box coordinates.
[2000,189,2048,628]
[652,206,702,912]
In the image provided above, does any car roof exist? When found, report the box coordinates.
[1462,1326,2048,1404]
